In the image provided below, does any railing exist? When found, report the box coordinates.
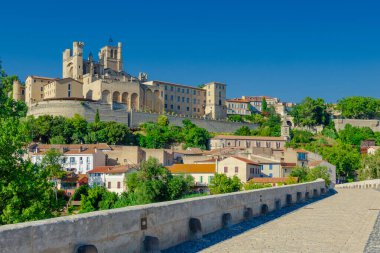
[335,179,380,189]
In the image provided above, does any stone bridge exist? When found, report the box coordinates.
[1,180,380,253]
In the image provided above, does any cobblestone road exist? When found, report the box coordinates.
[165,189,380,253]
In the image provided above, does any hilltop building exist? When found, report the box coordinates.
[15,41,227,120]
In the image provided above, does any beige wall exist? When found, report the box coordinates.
[217,157,261,182]
[43,78,83,100]
[210,138,286,150]
[25,76,56,106]
[204,82,227,120]
[227,101,252,115]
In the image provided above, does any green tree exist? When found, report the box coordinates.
[41,149,66,180]
[338,124,374,146]
[337,96,380,119]
[358,150,380,180]
[261,97,268,112]
[290,97,329,127]
[72,185,89,201]
[157,115,169,126]
[50,135,66,144]
[228,115,243,122]
[306,166,331,187]
[234,126,251,136]
[243,181,272,190]
[208,173,242,194]
[94,109,100,124]
[289,166,309,182]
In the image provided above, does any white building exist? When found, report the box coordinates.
[29,143,109,174]
[87,165,136,194]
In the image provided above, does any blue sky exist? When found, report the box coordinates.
[1,0,380,102]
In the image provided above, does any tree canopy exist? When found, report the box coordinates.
[290,97,329,127]
[337,96,380,119]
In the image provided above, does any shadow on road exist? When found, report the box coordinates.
[163,189,337,253]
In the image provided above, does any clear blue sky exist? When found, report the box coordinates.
[1,0,380,102]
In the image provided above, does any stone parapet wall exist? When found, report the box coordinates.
[335,179,380,189]
[0,180,325,253]
[333,119,380,132]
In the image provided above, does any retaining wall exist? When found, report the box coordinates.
[130,111,258,132]
[335,179,380,189]
[27,100,258,133]
[0,179,326,253]
[333,119,380,132]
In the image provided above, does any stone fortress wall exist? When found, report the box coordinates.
[28,100,258,133]
[333,119,380,132]
[0,179,326,253]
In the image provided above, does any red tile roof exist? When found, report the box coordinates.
[88,165,132,174]
[231,156,259,165]
[167,164,215,174]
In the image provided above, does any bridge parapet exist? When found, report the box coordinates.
[336,179,380,189]
[0,179,325,253]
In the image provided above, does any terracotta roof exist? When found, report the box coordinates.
[281,162,297,168]
[174,148,204,155]
[226,98,251,103]
[212,135,287,141]
[167,164,215,174]
[230,156,259,165]
[250,177,298,184]
[88,165,132,174]
[194,158,218,163]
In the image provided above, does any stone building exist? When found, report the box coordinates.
[21,41,227,120]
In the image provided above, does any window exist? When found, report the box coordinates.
[193,108,196,112]
[199,176,203,183]
[177,96,180,102]
[177,105,180,110]
[224,166,228,173]
[70,157,76,163]
[170,104,174,109]
[193,90,196,95]
[165,85,168,90]
[193,99,196,104]
[68,91,71,97]
[208,176,213,183]
[235,166,238,173]
[117,182,121,189]
[171,86,174,91]
[269,173,273,178]
[269,164,273,170]
[297,152,307,161]
[40,87,43,91]
[186,89,189,94]
[182,97,185,102]
[182,88,184,93]
[86,157,90,163]
[177,88,180,92]
[79,157,83,164]
[165,95,167,100]
[170,95,173,101]
[186,107,189,111]
[68,83,71,90]
[108,182,111,189]
[186,98,189,103]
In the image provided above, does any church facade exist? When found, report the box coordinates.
[15,41,227,120]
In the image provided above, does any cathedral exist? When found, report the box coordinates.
[14,41,227,120]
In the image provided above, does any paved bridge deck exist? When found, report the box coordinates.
[165,189,380,253]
